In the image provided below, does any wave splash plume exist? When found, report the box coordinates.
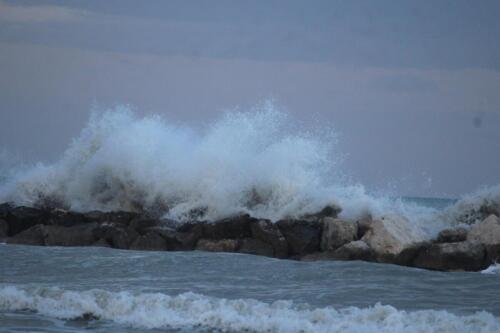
[1,285,498,333]
[0,102,498,232]
[0,102,388,222]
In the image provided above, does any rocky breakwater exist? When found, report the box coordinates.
[1,202,499,272]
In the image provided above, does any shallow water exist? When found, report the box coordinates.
[1,244,499,332]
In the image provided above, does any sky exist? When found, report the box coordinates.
[0,0,499,197]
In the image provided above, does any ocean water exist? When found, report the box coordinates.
[1,104,500,332]
[1,244,499,333]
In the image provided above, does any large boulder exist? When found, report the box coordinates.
[413,241,487,271]
[6,206,48,236]
[301,240,374,262]
[467,214,500,262]
[7,224,46,246]
[202,215,254,240]
[129,232,169,251]
[84,211,139,226]
[44,224,98,246]
[196,239,240,252]
[239,238,274,257]
[92,224,138,249]
[250,220,288,258]
[302,203,342,220]
[0,219,8,239]
[331,240,375,261]
[320,218,358,251]
[276,219,321,256]
[361,214,425,263]
[436,227,468,243]
[47,209,88,227]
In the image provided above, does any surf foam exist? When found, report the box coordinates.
[0,102,497,233]
[0,285,498,333]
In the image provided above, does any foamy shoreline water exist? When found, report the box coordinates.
[1,285,499,333]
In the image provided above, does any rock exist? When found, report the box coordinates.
[332,240,375,261]
[0,219,9,239]
[413,241,487,271]
[356,215,373,239]
[467,214,500,262]
[250,220,288,258]
[92,224,138,249]
[239,238,274,257]
[6,206,48,236]
[320,218,358,251]
[0,202,12,219]
[361,214,425,263]
[129,232,168,251]
[195,239,240,252]
[437,228,468,243]
[47,209,88,227]
[302,203,342,220]
[467,215,500,245]
[129,217,162,235]
[91,238,111,248]
[173,223,204,250]
[202,215,254,240]
[7,224,46,246]
[44,224,98,246]
[84,211,139,226]
[276,219,321,256]
[301,240,374,262]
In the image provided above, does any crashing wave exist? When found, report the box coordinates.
[0,285,499,333]
[0,103,498,234]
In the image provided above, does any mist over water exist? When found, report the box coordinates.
[0,102,497,234]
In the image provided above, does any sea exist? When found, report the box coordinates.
[1,105,500,332]
[1,242,499,333]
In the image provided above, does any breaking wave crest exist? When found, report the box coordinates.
[0,102,498,231]
[0,285,498,333]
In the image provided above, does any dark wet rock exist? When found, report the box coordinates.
[276,219,321,256]
[92,224,138,249]
[250,219,288,258]
[0,219,8,238]
[130,232,168,251]
[196,238,240,252]
[302,203,342,220]
[83,211,139,226]
[437,227,468,243]
[0,202,12,219]
[129,217,162,235]
[44,224,98,246]
[91,238,111,248]
[361,214,425,263]
[239,238,274,257]
[172,223,203,250]
[7,224,46,246]
[6,206,48,236]
[47,209,88,227]
[413,241,487,271]
[202,215,254,240]
[320,218,358,251]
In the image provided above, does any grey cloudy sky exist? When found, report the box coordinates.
[0,0,499,197]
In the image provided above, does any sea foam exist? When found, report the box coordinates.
[0,285,498,333]
[0,103,498,233]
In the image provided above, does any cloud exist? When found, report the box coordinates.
[0,1,88,23]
